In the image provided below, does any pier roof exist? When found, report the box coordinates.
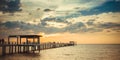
[8,35,42,38]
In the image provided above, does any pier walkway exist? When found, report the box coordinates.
[0,35,76,56]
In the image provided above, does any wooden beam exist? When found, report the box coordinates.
[20,37,21,44]
[8,37,10,44]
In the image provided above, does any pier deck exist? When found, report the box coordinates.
[0,35,76,56]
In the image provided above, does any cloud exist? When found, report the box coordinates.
[45,21,68,28]
[0,21,64,35]
[0,9,43,25]
[86,19,96,26]
[0,0,22,13]
[0,0,117,24]
[21,0,107,17]
[0,22,35,38]
[44,9,53,12]
[39,12,120,33]
[78,0,120,15]
[0,18,120,38]
[42,17,66,23]
[0,0,120,36]
[98,22,120,29]
[66,12,120,24]
[65,22,87,33]
[56,0,120,18]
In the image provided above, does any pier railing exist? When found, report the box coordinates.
[0,41,76,56]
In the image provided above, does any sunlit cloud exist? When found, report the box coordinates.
[0,0,120,44]
[45,21,68,28]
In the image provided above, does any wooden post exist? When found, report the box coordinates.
[52,42,56,48]
[15,43,16,53]
[40,44,42,50]
[33,36,35,44]
[46,43,48,49]
[37,37,40,51]
[25,44,26,53]
[19,46,21,53]
[28,45,30,52]
[43,43,45,49]
[23,42,25,53]
[50,42,52,48]
[38,37,40,44]
[20,37,21,44]
[8,37,10,44]
[18,46,19,53]
[11,42,13,54]
[0,39,2,44]
[2,44,6,56]
[31,46,34,53]
[20,37,21,53]
[26,38,29,53]
[21,46,23,53]
[26,45,29,53]
[26,38,28,44]
[17,37,18,45]
[23,46,25,53]
[45,43,47,49]
[9,43,11,54]
[48,42,50,49]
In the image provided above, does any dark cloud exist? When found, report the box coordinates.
[0,21,120,36]
[0,0,22,13]
[98,22,120,29]
[62,0,120,18]
[0,21,36,30]
[65,22,87,33]
[74,7,80,10]
[3,21,20,28]
[0,21,63,34]
[0,21,86,35]
[42,17,66,23]
[86,28,103,33]
[43,0,120,20]
[86,19,96,26]
[84,22,120,33]
[44,9,53,12]
[78,0,120,15]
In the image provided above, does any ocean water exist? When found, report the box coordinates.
[0,44,120,60]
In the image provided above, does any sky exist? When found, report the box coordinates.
[0,0,120,44]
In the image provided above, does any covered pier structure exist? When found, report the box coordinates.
[8,35,42,45]
[0,35,76,56]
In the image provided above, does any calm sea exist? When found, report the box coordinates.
[0,44,120,60]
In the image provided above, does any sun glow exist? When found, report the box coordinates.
[38,32,45,37]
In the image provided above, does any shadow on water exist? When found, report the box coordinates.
[0,53,41,60]
[0,53,40,57]
[22,53,41,57]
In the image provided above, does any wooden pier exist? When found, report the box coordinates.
[0,35,76,56]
